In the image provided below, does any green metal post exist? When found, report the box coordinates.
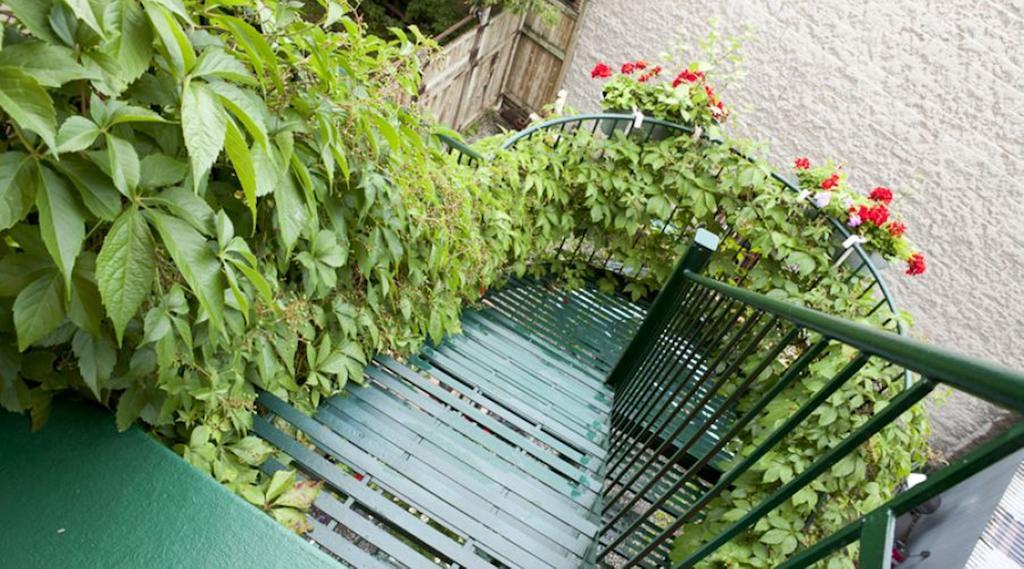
[859,509,896,569]
[605,229,720,390]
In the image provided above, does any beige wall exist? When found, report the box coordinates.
[561,0,1024,456]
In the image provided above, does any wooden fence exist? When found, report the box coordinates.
[412,1,584,131]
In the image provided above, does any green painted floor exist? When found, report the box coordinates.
[0,398,336,569]
[256,278,647,568]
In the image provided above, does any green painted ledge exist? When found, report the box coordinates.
[0,398,337,569]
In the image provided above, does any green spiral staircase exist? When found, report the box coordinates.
[5,115,1022,569]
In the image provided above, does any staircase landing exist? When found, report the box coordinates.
[255,278,645,568]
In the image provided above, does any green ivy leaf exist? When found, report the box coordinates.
[0,66,57,151]
[139,154,189,188]
[273,171,308,257]
[57,116,101,154]
[116,384,147,431]
[147,210,226,337]
[57,156,123,221]
[0,42,93,87]
[72,329,116,398]
[96,207,156,344]
[13,273,65,351]
[101,0,154,88]
[266,469,295,503]
[192,47,256,85]
[181,81,226,189]
[4,0,60,44]
[62,0,104,37]
[223,119,257,220]
[105,133,140,195]
[0,152,37,231]
[37,166,86,294]
[143,0,195,77]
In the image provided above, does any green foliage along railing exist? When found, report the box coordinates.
[600,231,1024,568]
[498,114,910,387]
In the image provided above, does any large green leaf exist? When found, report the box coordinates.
[96,207,156,343]
[193,47,256,85]
[211,14,282,91]
[181,81,226,189]
[56,116,101,153]
[100,0,154,88]
[116,384,147,431]
[223,119,257,219]
[147,210,226,336]
[0,152,37,231]
[56,156,123,221]
[62,0,104,36]
[206,82,269,148]
[13,272,66,351]
[0,42,93,87]
[146,185,215,234]
[143,0,194,78]
[0,66,57,151]
[106,133,140,195]
[5,0,59,43]
[36,167,86,293]
[274,171,308,257]
[68,253,105,336]
[72,328,116,398]
[139,153,188,188]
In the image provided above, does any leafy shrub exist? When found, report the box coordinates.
[0,0,561,525]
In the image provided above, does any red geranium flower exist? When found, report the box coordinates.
[887,221,906,237]
[591,62,613,79]
[635,60,648,70]
[905,252,926,275]
[869,186,894,204]
[621,62,636,74]
[639,66,663,83]
[704,84,716,100]
[673,69,702,87]
[820,173,840,190]
[794,157,811,170]
[857,204,890,226]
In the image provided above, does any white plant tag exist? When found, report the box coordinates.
[842,234,868,249]
[632,108,645,129]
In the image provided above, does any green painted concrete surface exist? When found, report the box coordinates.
[0,398,337,569]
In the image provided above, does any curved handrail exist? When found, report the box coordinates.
[686,270,1024,412]
[498,113,911,386]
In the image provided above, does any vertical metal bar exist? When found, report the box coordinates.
[606,230,720,389]
[602,316,783,544]
[611,282,708,417]
[609,284,718,427]
[605,304,758,478]
[606,294,736,464]
[620,338,831,567]
[675,379,935,568]
[858,509,895,569]
[639,352,870,563]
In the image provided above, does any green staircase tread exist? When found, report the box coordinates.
[366,361,602,498]
[252,277,734,569]
[322,386,597,542]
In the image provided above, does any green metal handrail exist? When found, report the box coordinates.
[599,230,1024,568]
[684,271,1024,413]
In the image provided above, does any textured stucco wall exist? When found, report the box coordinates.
[561,0,1024,456]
